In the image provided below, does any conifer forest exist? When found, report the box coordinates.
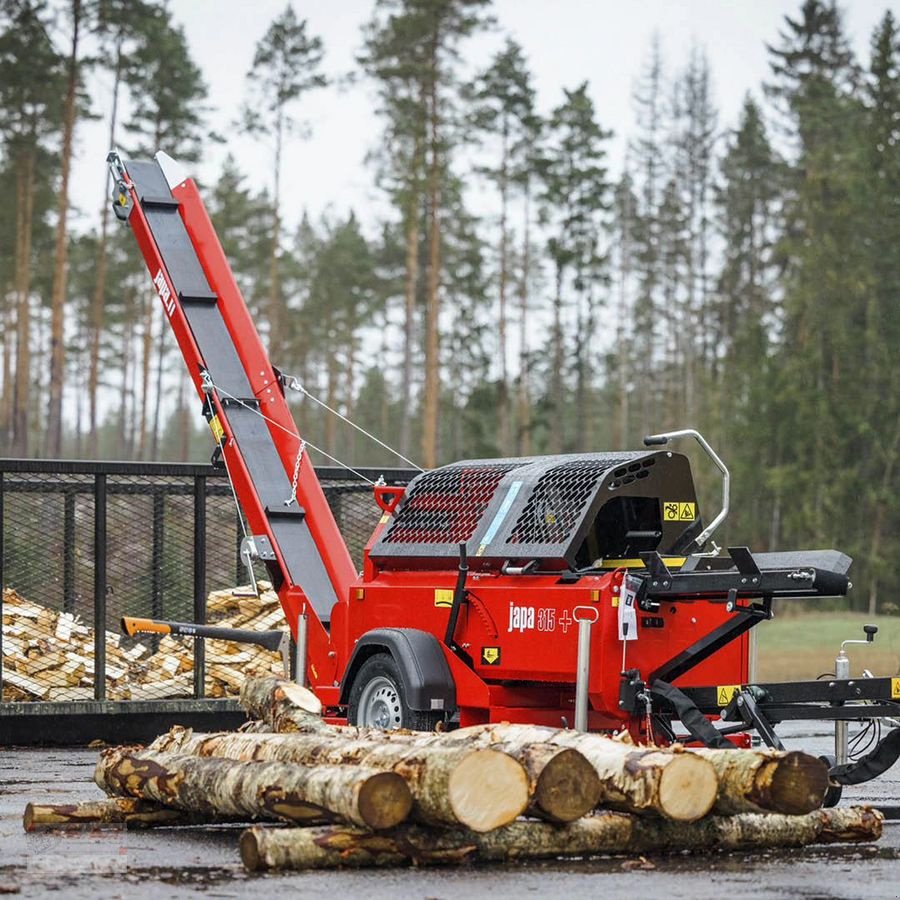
[0,1,897,612]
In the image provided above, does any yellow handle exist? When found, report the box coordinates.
[121,616,171,637]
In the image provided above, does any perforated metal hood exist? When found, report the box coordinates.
[370,451,702,570]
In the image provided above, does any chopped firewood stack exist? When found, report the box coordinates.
[24,676,883,872]
[1,585,285,702]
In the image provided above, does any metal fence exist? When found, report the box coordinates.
[0,459,415,705]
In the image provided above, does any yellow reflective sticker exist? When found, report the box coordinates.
[434,589,454,608]
[611,595,620,607]
[378,513,390,524]
[208,415,224,443]
[663,501,696,522]
[892,678,900,699]
[716,685,740,706]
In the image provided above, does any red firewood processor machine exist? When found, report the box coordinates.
[110,151,900,803]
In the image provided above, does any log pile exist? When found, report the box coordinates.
[1,585,285,701]
[23,675,884,872]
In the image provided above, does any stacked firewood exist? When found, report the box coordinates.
[1,586,284,702]
[24,677,883,871]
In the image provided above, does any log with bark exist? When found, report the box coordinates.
[150,727,530,832]
[239,679,704,822]
[239,805,884,871]
[696,747,829,815]
[23,797,233,831]
[94,747,411,830]
[442,724,717,822]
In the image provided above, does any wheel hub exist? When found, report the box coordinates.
[358,675,403,729]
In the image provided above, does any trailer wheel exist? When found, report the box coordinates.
[348,653,442,731]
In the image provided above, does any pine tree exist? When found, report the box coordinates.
[859,11,900,612]
[122,7,207,459]
[713,95,782,547]
[766,1,867,565]
[469,37,537,454]
[0,0,64,455]
[537,82,612,452]
[242,6,327,364]
[86,0,161,456]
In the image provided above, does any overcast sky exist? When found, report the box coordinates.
[70,0,897,236]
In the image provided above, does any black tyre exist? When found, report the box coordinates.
[819,754,844,808]
[348,652,442,731]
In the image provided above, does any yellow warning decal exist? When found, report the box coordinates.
[434,589,454,608]
[611,595,619,607]
[716,685,741,706]
[663,501,696,522]
[481,647,501,665]
[208,415,224,443]
[600,557,687,570]
[892,678,900,700]
[378,513,390,525]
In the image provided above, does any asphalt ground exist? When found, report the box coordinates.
[1,723,898,899]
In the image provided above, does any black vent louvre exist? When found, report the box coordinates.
[381,462,519,545]
[506,456,632,546]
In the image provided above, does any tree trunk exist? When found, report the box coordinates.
[89,41,123,457]
[516,179,532,455]
[46,0,82,457]
[94,747,411,830]
[497,121,510,455]
[137,292,154,458]
[696,748,828,816]
[240,806,884,871]
[268,111,284,362]
[149,726,529,833]
[549,263,565,454]
[399,133,423,459]
[12,148,35,456]
[421,35,441,468]
[23,797,237,831]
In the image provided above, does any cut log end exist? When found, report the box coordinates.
[357,771,414,830]
[447,749,529,833]
[657,753,718,822]
[765,751,829,815]
[533,747,602,823]
[240,827,265,872]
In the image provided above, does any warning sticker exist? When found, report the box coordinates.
[663,501,696,522]
[434,589,454,608]
[208,415,224,443]
[892,678,900,700]
[716,685,740,706]
[481,647,501,665]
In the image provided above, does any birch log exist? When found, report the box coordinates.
[94,748,411,830]
[150,727,529,832]
[240,806,884,871]
[23,797,232,831]
[438,724,718,822]
[695,748,829,815]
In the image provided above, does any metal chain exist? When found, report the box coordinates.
[285,439,307,507]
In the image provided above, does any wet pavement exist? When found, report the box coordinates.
[1,723,898,899]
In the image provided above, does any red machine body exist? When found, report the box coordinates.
[113,152,846,744]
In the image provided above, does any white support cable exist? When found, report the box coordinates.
[207,379,380,487]
[284,375,424,472]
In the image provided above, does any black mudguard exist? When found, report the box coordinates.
[339,628,457,714]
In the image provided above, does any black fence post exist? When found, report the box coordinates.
[93,474,107,701]
[63,491,76,614]
[193,475,206,698]
[235,511,243,585]
[0,470,4,698]
[151,492,165,654]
